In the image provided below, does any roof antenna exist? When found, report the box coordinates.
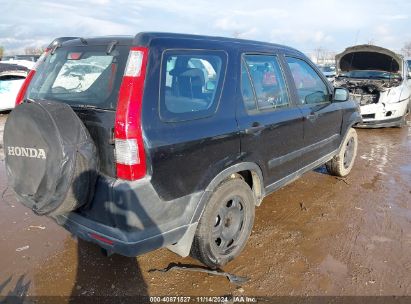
[80,38,88,45]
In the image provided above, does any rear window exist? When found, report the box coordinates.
[26,45,129,109]
[159,50,227,122]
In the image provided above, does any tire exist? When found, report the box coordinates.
[326,128,358,177]
[4,100,98,215]
[190,178,255,268]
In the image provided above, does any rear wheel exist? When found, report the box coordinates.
[326,128,358,177]
[190,178,255,268]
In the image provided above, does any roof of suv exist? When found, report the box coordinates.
[135,32,299,50]
[60,32,303,56]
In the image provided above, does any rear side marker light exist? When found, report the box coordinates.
[89,233,114,246]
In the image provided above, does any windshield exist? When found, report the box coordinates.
[339,70,401,79]
[26,45,129,109]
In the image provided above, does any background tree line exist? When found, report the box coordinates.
[1,40,411,62]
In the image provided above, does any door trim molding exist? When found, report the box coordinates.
[265,149,339,195]
[268,133,339,169]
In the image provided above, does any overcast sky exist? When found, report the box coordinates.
[1,0,411,55]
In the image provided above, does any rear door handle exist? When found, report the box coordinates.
[245,122,265,134]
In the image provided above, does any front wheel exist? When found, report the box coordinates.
[326,128,358,177]
[190,178,255,268]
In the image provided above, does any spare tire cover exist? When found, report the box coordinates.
[4,100,98,215]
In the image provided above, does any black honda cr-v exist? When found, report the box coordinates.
[4,32,361,268]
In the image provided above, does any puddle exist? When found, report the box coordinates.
[318,255,348,279]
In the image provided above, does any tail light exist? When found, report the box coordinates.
[114,47,148,180]
[15,50,50,106]
[15,70,36,105]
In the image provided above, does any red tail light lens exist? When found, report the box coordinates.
[114,47,148,180]
[15,50,50,106]
[15,70,36,106]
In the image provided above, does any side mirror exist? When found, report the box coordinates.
[333,87,349,102]
[408,71,411,79]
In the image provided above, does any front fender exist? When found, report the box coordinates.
[343,107,362,134]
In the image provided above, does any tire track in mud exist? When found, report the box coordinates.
[326,126,411,295]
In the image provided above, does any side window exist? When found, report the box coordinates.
[160,51,226,122]
[241,61,257,111]
[243,55,289,111]
[286,57,330,105]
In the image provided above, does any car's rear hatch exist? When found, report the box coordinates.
[24,37,133,177]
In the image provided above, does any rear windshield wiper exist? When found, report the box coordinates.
[70,104,98,109]
[106,40,118,54]
[70,104,112,111]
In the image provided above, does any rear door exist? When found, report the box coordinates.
[284,56,342,167]
[237,53,304,187]
[142,45,240,201]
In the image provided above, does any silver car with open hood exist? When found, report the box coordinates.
[334,45,411,128]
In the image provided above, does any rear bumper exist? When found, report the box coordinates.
[54,175,202,257]
[54,212,189,256]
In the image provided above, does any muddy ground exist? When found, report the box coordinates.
[0,113,410,300]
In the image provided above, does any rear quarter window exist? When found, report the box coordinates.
[159,50,227,122]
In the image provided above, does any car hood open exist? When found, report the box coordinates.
[335,45,403,74]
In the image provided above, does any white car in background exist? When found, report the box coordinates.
[318,65,336,82]
[0,55,38,70]
[334,45,411,128]
[0,63,28,111]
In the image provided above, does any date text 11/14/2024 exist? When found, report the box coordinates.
[149,296,257,303]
